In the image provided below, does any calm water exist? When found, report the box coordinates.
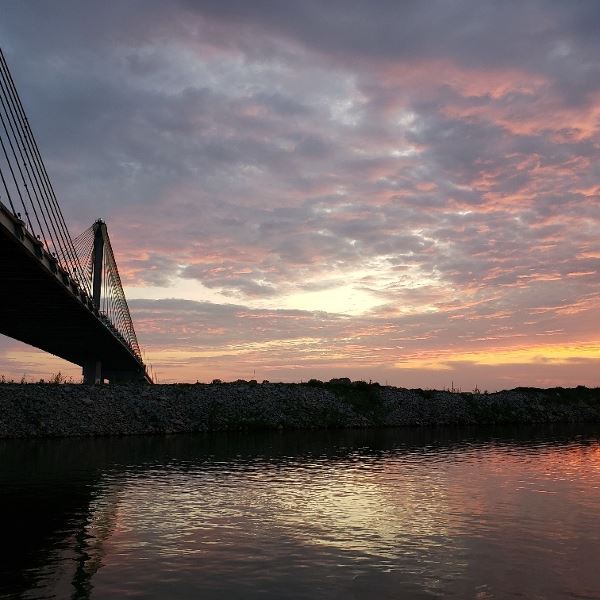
[1,427,600,599]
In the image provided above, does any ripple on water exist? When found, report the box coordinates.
[1,427,600,599]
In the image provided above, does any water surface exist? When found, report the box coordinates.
[1,426,599,599]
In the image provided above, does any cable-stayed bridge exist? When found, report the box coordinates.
[0,48,151,383]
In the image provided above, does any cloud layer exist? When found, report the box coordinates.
[0,1,598,387]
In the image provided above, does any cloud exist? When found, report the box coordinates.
[0,1,598,387]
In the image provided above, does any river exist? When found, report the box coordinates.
[1,426,599,599]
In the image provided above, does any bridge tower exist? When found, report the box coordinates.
[82,220,105,384]
[81,219,148,384]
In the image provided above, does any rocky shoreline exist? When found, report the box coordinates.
[0,380,599,438]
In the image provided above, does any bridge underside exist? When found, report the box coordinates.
[0,205,148,383]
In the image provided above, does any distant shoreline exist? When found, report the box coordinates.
[1,381,599,438]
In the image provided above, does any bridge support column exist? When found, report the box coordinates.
[83,359,103,384]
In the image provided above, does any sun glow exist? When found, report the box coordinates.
[278,285,383,315]
[395,343,600,370]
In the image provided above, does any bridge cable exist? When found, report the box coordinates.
[0,58,83,284]
[0,49,90,292]
[0,73,56,256]
[0,130,19,215]
[0,55,90,291]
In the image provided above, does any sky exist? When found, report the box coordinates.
[0,0,598,389]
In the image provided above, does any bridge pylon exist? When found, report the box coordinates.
[80,219,149,384]
[82,220,105,383]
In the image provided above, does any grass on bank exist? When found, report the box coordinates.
[0,372,76,384]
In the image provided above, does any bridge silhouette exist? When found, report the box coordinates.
[0,48,151,383]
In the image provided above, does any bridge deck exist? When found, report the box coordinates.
[0,201,148,382]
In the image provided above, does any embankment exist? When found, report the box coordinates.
[1,381,599,438]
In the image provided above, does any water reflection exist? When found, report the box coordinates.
[1,426,599,599]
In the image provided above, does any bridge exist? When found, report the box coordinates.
[0,48,151,384]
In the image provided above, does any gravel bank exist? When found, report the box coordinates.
[1,381,599,438]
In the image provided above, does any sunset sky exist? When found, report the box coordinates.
[0,1,598,389]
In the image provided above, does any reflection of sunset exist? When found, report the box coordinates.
[96,440,600,558]
[66,435,599,598]
[3,431,599,598]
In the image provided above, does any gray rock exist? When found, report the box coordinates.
[0,382,598,438]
